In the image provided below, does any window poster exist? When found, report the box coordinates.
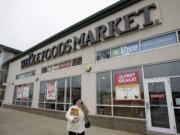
[22,85,29,99]
[115,72,141,100]
[16,86,23,99]
[46,82,57,100]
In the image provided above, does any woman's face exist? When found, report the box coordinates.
[76,99,82,107]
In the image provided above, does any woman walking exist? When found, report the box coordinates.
[66,97,86,135]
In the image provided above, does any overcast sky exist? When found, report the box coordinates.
[0,0,119,51]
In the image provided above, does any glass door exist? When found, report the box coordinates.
[144,78,176,134]
[170,77,180,134]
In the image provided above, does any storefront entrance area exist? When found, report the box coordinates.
[144,77,180,134]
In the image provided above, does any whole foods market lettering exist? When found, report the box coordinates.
[21,3,159,69]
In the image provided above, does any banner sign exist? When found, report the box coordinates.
[16,86,23,99]
[115,72,141,100]
[22,85,29,99]
[16,85,30,99]
[46,82,57,100]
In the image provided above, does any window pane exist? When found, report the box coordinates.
[56,104,64,111]
[28,102,32,107]
[45,103,55,110]
[144,61,180,79]
[149,82,167,105]
[13,83,33,107]
[141,32,177,51]
[72,57,82,66]
[38,103,44,108]
[72,76,81,103]
[57,79,65,102]
[41,67,47,73]
[66,78,71,103]
[39,82,46,102]
[65,104,70,111]
[112,67,144,106]
[113,107,145,118]
[174,109,180,133]
[96,50,110,61]
[97,72,111,104]
[97,106,112,116]
[151,106,170,128]
[112,48,121,57]
[59,61,71,69]
[22,101,27,107]
[170,77,180,107]
[28,83,33,102]
[15,100,21,105]
[47,65,53,72]
[52,64,59,70]
[120,42,140,56]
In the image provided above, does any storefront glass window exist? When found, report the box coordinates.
[38,76,81,111]
[141,32,177,51]
[96,50,110,61]
[45,80,57,110]
[97,68,145,118]
[170,77,180,133]
[112,67,144,106]
[112,42,140,57]
[59,61,71,69]
[71,76,81,103]
[45,80,57,103]
[97,72,111,105]
[178,31,180,41]
[41,57,82,74]
[41,67,47,73]
[66,78,71,103]
[57,79,65,103]
[13,83,34,107]
[72,57,82,66]
[97,106,112,116]
[97,31,178,62]
[39,82,46,103]
[113,107,145,118]
[144,61,180,79]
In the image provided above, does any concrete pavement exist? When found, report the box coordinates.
[0,108,140,135]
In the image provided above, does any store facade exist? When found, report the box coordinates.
[4,0,180,134]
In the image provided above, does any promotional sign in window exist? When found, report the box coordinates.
[46,82,57,100]
[16,86,23,99]
[22,85,29,99]
[120,43,139,56]
[115,72,141,100]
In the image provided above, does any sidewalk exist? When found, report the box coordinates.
[0,108,140,135]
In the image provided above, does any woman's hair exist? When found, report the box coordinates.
[72,97,81,105]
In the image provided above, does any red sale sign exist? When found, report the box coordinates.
[115,72,140,86]
[114,71,141,100]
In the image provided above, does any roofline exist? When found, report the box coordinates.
[0,44,23,54]
[10,0,141,62]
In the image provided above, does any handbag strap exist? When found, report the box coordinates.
[84,113,89,122]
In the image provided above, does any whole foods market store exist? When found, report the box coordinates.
[4,0,180,134]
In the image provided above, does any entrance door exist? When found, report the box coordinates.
[170,77,180,134]
[144,78,176,134]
